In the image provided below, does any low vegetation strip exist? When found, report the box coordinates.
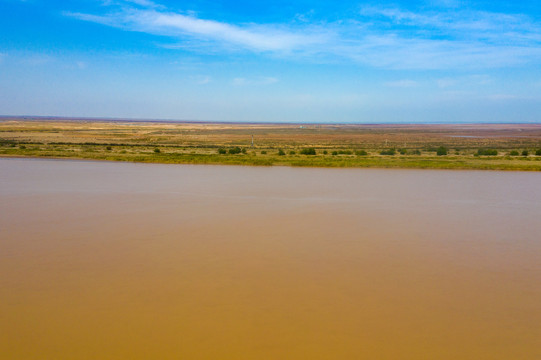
[1,120,541,171]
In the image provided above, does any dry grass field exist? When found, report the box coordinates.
[1,118,541,170]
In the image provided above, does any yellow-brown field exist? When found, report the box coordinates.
[1,118,541,170]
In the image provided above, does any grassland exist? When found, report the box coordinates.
[1,118,541,171]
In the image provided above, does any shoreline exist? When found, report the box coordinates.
[2,120,540,172]
[2,154,540,172]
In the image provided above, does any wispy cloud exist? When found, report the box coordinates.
[232,77,278,86]
[100,0,164,9]
[65,2,541,70]
[192,75,211,85]
[66,9,326,53]
[384,80,419,88]
[436,74,491,88]
[21,54,54,66]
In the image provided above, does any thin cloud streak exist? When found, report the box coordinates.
[385,80,419,88]
[66,9,327,53]
[232,77,279,86]
[65,3,541,70]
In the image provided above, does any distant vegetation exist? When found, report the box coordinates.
[477,149,498,156]
[300,148,316,155]
[380,149,396,156]
[2,120,541,171]
[436,146,448,156]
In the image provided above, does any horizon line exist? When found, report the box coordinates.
[1,115,540,126]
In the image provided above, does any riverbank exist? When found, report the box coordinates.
[1,119,541,171]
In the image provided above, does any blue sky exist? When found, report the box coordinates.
[1,0,541,123]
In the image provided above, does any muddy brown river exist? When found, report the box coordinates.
[1,158,540,359]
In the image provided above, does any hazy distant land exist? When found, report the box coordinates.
[1,117,541,171]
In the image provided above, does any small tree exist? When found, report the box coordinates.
[522,150,529,156]
[509,150,519,156]
[380,149,396,156]
[154,148,161,153]
[477,149,498,156]
[300,148,316,155]
[218,148,227,154]
[278,149,285,156]
[436,146,448,156]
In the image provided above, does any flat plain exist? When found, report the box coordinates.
[1,118,541,170]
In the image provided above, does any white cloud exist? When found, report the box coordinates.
[65,3,541,70]
[193,75,211,85]
[384,80,419,88]
[100,0,164,9]
[21,54,53,66]
[66,9,326,53]
[232,77,279,86]
[486,94,518,101]
[435,74,491,89]
[436,78,457,88]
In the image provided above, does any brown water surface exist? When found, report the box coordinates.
[1,159,540,359]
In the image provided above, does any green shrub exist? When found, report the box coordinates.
[509,150,519,156]
[323,150,328,155]
[106,146,112,151]
[536,149,541,156]
[300,148,316,155]
[399,148,407,155]
[261,150,267,155]
[278,149,285,156]
[436,146,448,156]
[355,150,368,156]
[154,148,161,153]
[218,148,227,154]
[19,145,26,149]
[241,148,247,154]
[477,149,498,156]
[332,151,338,156]
[289,151,295,155]
[228,147,242,154]
[380,149,396,155]
[412,150,421,155]
[522,150,529,156]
